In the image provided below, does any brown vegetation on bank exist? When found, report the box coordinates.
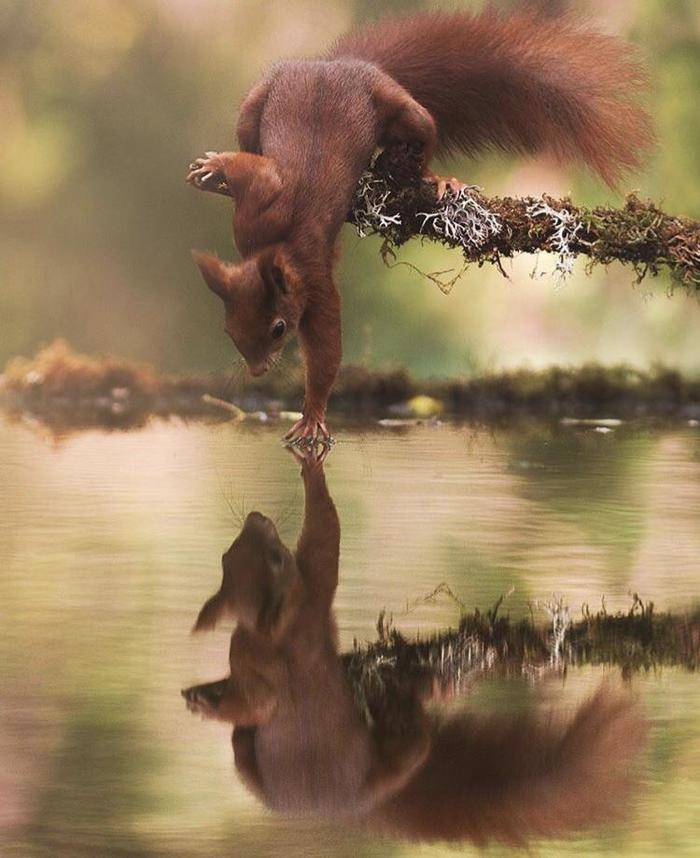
[1,340,699,436]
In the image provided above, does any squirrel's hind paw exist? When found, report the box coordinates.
[185,152,229,195]
[423,172,469,200]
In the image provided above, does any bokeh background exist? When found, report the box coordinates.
[1,0,699,379]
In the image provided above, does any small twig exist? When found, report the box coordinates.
[201,393,246,419]
[398,582,467,616]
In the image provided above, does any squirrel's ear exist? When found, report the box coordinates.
[192,250,232,301]
[192,590,228,633]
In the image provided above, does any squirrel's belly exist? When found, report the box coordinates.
[255,719,374,815]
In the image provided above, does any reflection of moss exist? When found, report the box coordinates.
[2,341,700,437]
[0,338,232,433]
[345,597,700,715]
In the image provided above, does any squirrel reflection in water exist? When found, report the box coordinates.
[182,448,647,847]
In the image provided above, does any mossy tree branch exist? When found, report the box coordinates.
[347,147,700,291]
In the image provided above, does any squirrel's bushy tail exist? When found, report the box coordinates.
[368,685,647,846]
[330,10,654,186]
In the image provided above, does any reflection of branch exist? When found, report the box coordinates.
[345,597,700,710]
[348,148,700,291]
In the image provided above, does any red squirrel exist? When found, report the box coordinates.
[183,447,430,816]
[187,9,653,443]
[182,448,647,844]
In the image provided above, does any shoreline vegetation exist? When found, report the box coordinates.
[2,340,700,436]
[1,340,700,436]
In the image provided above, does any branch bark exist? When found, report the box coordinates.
[347,148,700,292]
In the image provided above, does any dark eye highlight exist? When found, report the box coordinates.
[271,319,286,340]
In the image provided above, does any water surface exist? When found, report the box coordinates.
[1,420,699,856]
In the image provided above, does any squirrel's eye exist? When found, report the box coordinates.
[271,319,286,340]
[270,265,287,294]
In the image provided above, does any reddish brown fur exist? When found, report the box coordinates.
[183,452,430,815]
[330,9,654,185]
[368,686,648,846]
[188,9,653,441]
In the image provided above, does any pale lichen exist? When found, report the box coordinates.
[416,186,503,251]
[352,170,403,238]
[347,148,700,292]
[526,198,583,282]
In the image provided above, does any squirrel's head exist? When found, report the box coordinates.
[193,512,299,634]
[192,248,300,377]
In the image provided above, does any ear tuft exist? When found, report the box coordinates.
[192,591,227,633]
[191,250,231,301]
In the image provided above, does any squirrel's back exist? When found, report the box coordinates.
[329,9,653,186]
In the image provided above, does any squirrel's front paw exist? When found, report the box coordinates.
[180,679,227,718]
[181,680,226,718]
[185,152,228,194]
[283,413,334,449]
[285,441,330,468]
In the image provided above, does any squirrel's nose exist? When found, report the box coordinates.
[243,511,277,538]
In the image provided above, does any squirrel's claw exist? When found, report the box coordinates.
[283,414,334,449]
[423,172,469,200]
[285,442,329,467]
[185,152,227,193]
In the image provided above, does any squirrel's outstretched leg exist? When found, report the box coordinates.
[182,671,276,726]
[372,76,467,199]
[288,445,340,600]
[186,151,282,207]
[284,281,341,447]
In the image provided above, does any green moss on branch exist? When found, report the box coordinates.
[348,148,700,291]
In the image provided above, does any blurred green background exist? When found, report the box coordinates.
[1,0,699,379]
